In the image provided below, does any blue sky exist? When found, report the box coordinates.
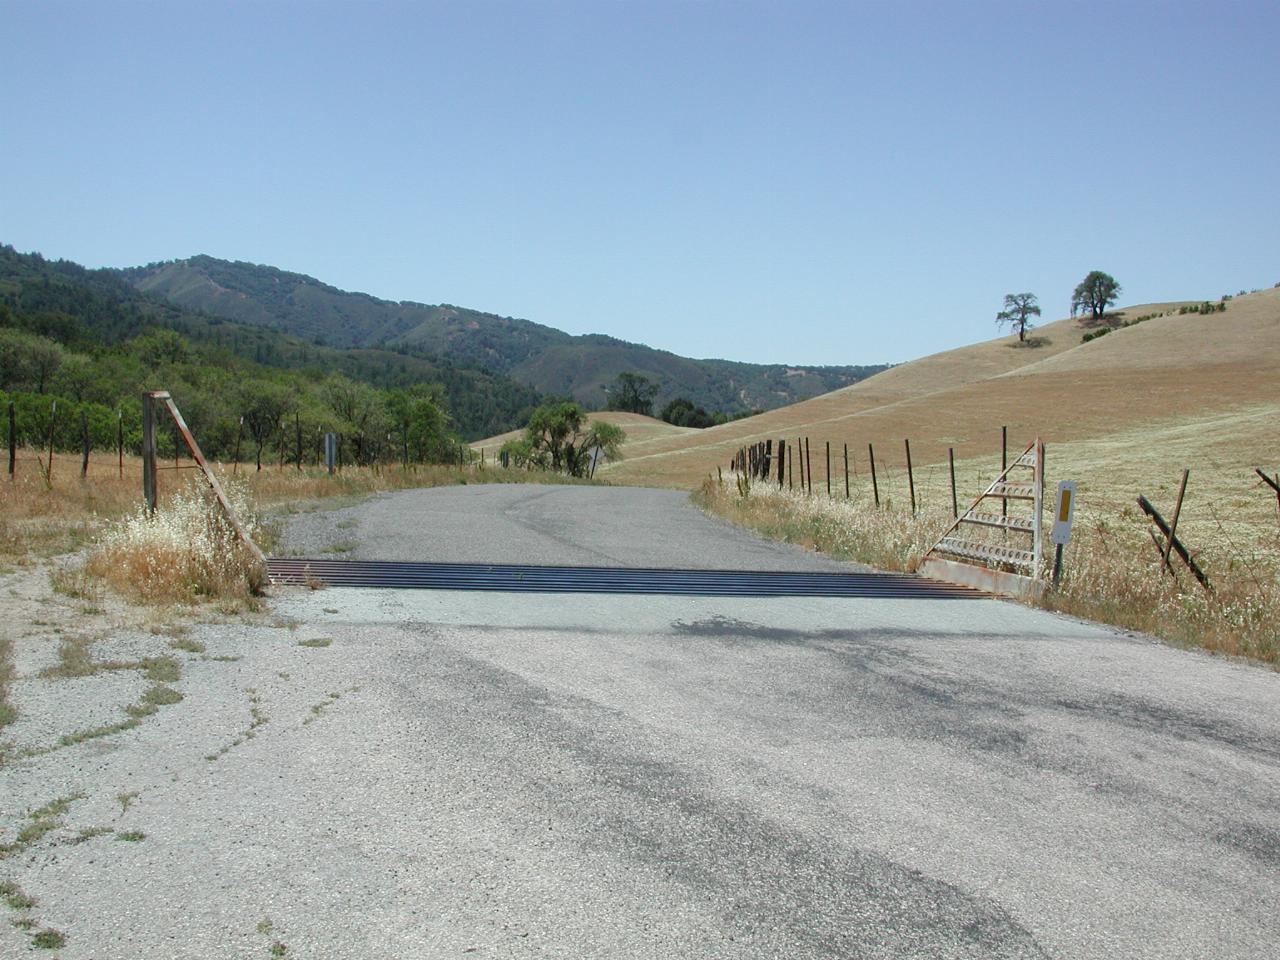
[3,1,1277,366]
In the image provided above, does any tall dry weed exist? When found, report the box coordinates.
[84,479,265,606]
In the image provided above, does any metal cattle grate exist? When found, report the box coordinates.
[267,558,986,599]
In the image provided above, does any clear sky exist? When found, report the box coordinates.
[3,1,1277,366]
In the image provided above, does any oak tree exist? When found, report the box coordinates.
[1071,271,1121,321]
[996,293,1041,342]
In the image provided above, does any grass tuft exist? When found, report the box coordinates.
[0,880,35,910]
[83,479,266,607]
[31,927,67,948]
[296,638,332,648]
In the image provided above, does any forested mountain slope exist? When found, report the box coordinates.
[0,245,541,440]
[119,256,887,412]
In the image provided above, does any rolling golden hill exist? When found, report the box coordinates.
[475,289,1279,551]
[472,289,1276,552]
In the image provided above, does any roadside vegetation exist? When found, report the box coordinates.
[697,474,1280,665]
[500,399,626,477]
[2,447,598,609]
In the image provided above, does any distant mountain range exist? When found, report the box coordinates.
[116,256,887,412]
[0,245,543,440]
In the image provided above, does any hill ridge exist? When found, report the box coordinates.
[116,256,887,413]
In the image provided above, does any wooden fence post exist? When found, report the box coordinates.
[868,442,879,507]
[777,439,785,487]
[45,400,57,486]
[844,443,850,499]
[142,392,158,513]
[804,437,812,494]
[117,410,124,479]
[295,413,303,471]
[1161,469,1190,574]
[905,438,916,514]
[7,401,14,480]
[1138,494,1211,591]
[80,409,90,479]
[948,447,958,518]
[232,417,243,475]
[825,441,831,497]
[1255,467,1280,516]
[1001,425,1008,520]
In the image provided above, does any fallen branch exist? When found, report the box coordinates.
[1137,495,1212,592]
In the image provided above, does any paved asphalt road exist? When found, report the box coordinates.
[271,484,1280,958]
[9,484,1278,958]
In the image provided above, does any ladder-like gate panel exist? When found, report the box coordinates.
[919,438,1045,599]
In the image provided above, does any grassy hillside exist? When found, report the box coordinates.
[596,288,1280,551]
[119,256,887,413]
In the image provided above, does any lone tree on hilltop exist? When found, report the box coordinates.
[996,293,1041,342]
[605,372,658,416]
[1071,271,1121,321]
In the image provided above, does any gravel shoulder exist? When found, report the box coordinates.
[2,483,1278,959]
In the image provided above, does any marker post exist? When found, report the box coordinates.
[1051,480,1077,587]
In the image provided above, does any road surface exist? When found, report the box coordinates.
[4,484,1278,958]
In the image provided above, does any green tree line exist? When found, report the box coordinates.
[1,306,459,467]
[0,245,542,441]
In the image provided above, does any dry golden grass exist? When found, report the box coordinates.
[699,474,1279,665]
[2,449,586,606]
[602,289,1280,503]
[591,290,1280,583]
[461,291,1280,665]
[83,480,267,607]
